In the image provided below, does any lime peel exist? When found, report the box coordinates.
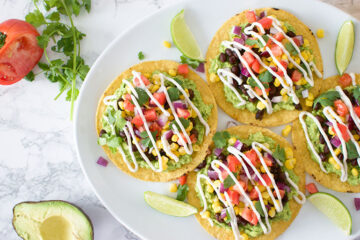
[335,20,355,75]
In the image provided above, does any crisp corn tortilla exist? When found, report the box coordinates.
[187,126,305,240]
[206,8,323,127]
[96,60,217,182]
[293,74,360,192]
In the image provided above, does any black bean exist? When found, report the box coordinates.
[319,134,325,144]
[323,144,330,154]
[132,144,138,152]
[295,104,302,110]
[218,153,226,161]
[282,194,289,205]
[231,65,240,76]
[286,31,296,37]
[343,90,350,98]
[265,29,270,35]
[252,48,260,56]
[316,115,325,123]
[287,68,295,77]
[351,159,358,166]
[256,109,265,120]
[322,125,329,134]
[195,160,207,170]
[188,89,195,100]
[242,144,251,152]
[314,103,321,111]
[191,129,198,137]
[237,216,248,226]
[232,79,240,89]
[229,56,239,65]
[338,153,344,161]
[99,129,107,137]
[225,48,233,57]
[319,153,326,161]
[219,53,227,62]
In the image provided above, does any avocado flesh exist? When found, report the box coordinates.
[13,201,93,240]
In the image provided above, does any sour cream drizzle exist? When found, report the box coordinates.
[217,16,322,114]
[196,142,305,240]
[102,71,210,172]
[350,73,356,86]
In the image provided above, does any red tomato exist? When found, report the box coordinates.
[246,11,257,23]
[249,188,259,200]
[305,183,318,194]
[177,133,189,145]
[221,170,229,180]
[150,92,166,105]
[332,123,350,142]
[177,108,190,119]
[273,32,284,42]
[334,100,348,117]
[134,75,150,86]
[274,189,285,199]
[227,155,241,172]
[270,44,283,57]
[179,174,187,185]
[131,115,143,127]
[123,93,132,101]
[124,99,134,112]
[263,157,273,167]
[177,64,189,75]
[254,87,270,96]
[291,69,302,82]
[228,190,240,205]
[241,208,258,225]
[292,37,301,46]
[257,17,273,30]
[144,109,157,122]
[149,122,161,135]
[190,133,197,143]
[276,60,288,76]
[245,149,259,166]
[251,60,260,73]
[0,19,43,85]
[233,180,246,194]
[354,106,360,117]
[339,73,352,88]
[260,174,272,186]
[242,52,255,66]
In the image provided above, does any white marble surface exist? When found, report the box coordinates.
[0,0,177,239]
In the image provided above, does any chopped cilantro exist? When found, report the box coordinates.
[285,42,298,56]
[353,86,360,103]
[273,145,285,162]
[223,173,237,188]
[0,32,6,49]
[284,22,296,33]
[345,141,360,159]
[213,131,231,148]
[259,71,273,83]
[249,78,269,89]
[135,87,149,106]
[138,51,145,60]
[180,55,202,69]
[255,201,265,217]
[140,131,158,148]
[168,87,180,101]
[170,118,190,130]
[245,38,260,46]
[313,91,340,107]
[25,71,35,82]
[176,184,189,201]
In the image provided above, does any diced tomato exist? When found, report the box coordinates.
[190,134,197,143]
[249,188,259,200]
[274,189,285,199]
[149,122,161,135]
[246,11,257,23]
[228,190,240,205]
[263,157,273,167]
[131,115,143,127]
[123,93,132,101]
[221,170,229,180]
[332,123,350,142]
[276,60,288,76]
[354,106,360,117]
[339,73,352,88]
[177,108,190,119]
[273,32,284,42]
[270,44,283,57]
[251,60,260,73]
[257,17,273,30]
[178,64,189,75]
[242,52,255,66]
[177,133,189,145]
[254,87,270,96]
[150,92,166,105]
[305,183,318,194]
[292,37,301,46]
[233,180,247,194]
[124,99,135,112]
[179,174,187,185]
[245,149,259,166]
[260,174,272,186]
[241,208,258,225]
[334,100,349,117]
[291,69,302,82]
[227,155,241,172]
[134,75,150,86]
[144,109,157,122]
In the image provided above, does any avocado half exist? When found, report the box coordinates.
[13,200,94,240]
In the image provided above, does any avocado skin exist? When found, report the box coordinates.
[12,200,94,240]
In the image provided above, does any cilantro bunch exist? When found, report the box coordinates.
[25,0,91,119]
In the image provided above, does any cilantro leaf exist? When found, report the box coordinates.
[259,71,273,83]
[345,141,360,159]
[140,131,158,148]
[180,55,203,69]
[25,71,35,82]
[273,145,285,162]
[248,78,269,89]
[134,87,149,106]
[245,38,260,46]
[213,131,231,148]
[285,42,298,56]
[353,87,360,103]
[138,51,145,60]
[0,32,6,49]
[313,91,340,107]
[170,118,190,130]
[46,11,60,21]
[223,173,237,189]
[25,9,46,27]
[168,87,180,101]
[176,184,189,201]
[255,201,265,217]
[66,88,79,102]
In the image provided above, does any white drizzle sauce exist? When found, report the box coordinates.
[196,143,305,239]
[350,73,356,86]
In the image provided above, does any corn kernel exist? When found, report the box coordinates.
[280,88,287,96]
[186,122,193,132]
[191,109,197,118]
[288,62,294,69]
[206,184,214,193]
[302,51,309,61]
[262,191,270,199]
[171,135,179,142]
[163,40,172,48]
[152,148,158,156]
[152,85,160,92]
[228,137,237,145]
[156,140,163,149]
[334,148,341,156]
[328,127,335,136]
[241,233,249,240]
[260,165,266,173]
[281,54,288,60]
[257,101,266,110]
[179,147,186,155]
[118,101,124,110]
[268,207,276,217]
[201,211,210,219]
[282,125,292,137]
[258,185,266,192]
[294,78,303,85]
[233,206,240,215]
[285,159,295,169]
[168,69,177,77]
[285,147,293,159]
[238,201,245,208]
[180,95,185,100]
[329,157,336,165]
[164,122,170,130]
[334,163,341,170]
[307,93,314,100]
[214,180,221,188]
[295,56,301,65]
[169,183,178,192]
[316,29,325,38]
[213,205,222,213]
[305,99,313,107]
[351,168,359,177]
[121,111,126,118]
[193,145,200,151]
[210,73,220,82]
[170,143,179,151]
[354,135,360,141]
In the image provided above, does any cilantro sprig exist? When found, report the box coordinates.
[176,184,189,201]
[213,131,230,149]
[25,0,91,119]
[313,91,340,108]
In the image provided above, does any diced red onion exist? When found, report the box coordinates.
[207,170,219,180]
[302,89,309,98]
[241,33,248,41]
[241,67,251,78]
[270,66,277,72]
[325,121,333,127]
[271,96,282,103]
[220,183,226,193]
[232,26,242,35]
[259,11,267,19]
[157,113,168,127]
[220,208,227,219]
[134,129,142,138]
[348,117,356,131]
[331,136,341,148]
[265,204,271,211]
[293,35,304,46]
[264,152,275,162]
[214,148,223,157]
[234,140,243,150]
[234,37,245,45]
[270,27,278,34]
[260,51,270,58]
[173,101,187,111]
[164,130,173,140]
[196,62,205,73]
[277,182,291,193]
[97,157,108,167]
[355,198,360,211]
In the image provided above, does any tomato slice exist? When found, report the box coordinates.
[332,123,350,142]
[334,100,348,117]
[245,149,259,166]
[131,115,144,127]
[339,73,352,88]
[242,52,255,66]
[305,183,318,194]
[251,60,260,73]
[144,109,157,122]
[124,99,135,112]
[241,207,258,225]
[270,44,283,57]
[246,11,257,23]
[134,75,150,86]
[177,108,190,119]
[150,92,166,105]
[273,32,284,42]
[0,19,43,85]
[291,69,302,82]
[249,188,259,200]
[227,155,241,172]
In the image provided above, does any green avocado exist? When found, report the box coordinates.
[13,201,93,240]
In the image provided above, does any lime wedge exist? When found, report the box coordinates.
[335,20,355,75]
[144,191,197,217]
[308,192,352,235]
[171,9,203,60]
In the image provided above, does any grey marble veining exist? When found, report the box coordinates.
[0,0,177,239]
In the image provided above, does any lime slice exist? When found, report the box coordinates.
[308,192,352,235]
[335,20,355,75]
[144,191,197,217]
[171,9,203,60]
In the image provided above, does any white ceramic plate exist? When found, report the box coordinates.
[74,0,360,239]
